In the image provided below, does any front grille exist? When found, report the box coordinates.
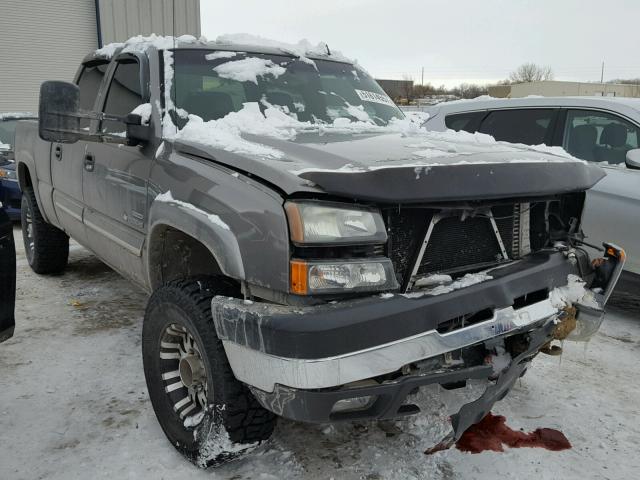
[417,214,507,276]
[385,205,521,288]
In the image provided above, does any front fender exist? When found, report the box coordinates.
[147,197,245,285]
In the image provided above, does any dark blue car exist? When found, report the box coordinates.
[0,113,36,221]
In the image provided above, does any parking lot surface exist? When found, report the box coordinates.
[1,226,639,480]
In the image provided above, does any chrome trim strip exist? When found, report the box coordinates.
[222,298,559,392]
[54,202,82,222]
[84,218,141,256]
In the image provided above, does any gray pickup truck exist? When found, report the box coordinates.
[14,36,625,467]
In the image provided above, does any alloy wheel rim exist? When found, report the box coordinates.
[159,323,209,422]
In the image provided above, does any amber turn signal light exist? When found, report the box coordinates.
[290,260,308,295]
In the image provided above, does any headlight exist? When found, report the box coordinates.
[0,167,17,181]
[285,201,387,245]
[290,258,397,294]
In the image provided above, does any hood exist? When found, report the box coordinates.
[175,131,605,203]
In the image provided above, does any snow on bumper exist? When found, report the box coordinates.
[213,247,625,394]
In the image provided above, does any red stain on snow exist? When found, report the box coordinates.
[425,412,571,455]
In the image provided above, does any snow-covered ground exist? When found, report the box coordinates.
[1,226,639,480]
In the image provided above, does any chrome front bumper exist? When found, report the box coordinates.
[219,244,625,394]
[223,298,560,392]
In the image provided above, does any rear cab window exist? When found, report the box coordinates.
[563,109,640,165]
[478,109,557,145]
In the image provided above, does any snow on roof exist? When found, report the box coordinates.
[94,33,352,64]
[95,34,199,59]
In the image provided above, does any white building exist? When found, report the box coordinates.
[0,0,200,112]
[488,80,640,99]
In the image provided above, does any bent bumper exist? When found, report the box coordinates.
[221,297,557,392]
[213,246,624,398]
[250,318,554,441]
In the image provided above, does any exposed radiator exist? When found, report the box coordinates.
[385,204,532,290]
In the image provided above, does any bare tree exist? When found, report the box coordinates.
[451,83,489,99]
[509,63,554,83]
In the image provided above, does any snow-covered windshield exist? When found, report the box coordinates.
[171,50,404,127]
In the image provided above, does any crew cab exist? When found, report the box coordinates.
[14,35,625,467]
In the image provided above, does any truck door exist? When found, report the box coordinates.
[50,60,109,245]
[82,54,152,286]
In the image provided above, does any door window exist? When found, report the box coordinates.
[445,111,485,133]
[101,60,143,134]
[478,109,555,145]
[76,62,108,128]
[563,109,640,164]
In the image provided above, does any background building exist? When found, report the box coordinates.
[375,79,414,101]
[0,0,200,112]
[488,80,640,99]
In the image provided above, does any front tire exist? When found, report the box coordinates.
[142,276,276,468]
[20,187,69,274]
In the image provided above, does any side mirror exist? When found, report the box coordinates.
[124,114,151,146]
[38,81,81,143]
[626,148,640,170]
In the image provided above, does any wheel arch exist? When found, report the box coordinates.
[146,203,245,291]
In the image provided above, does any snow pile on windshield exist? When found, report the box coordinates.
[212,57,286,84]
[172,102,426,158]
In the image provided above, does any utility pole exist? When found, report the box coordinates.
[600,61,604,83]
[421,67,424,86]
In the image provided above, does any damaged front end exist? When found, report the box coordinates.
[211,169,625,441]
[211,241,623,441]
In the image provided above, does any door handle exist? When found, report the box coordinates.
[54,145,62,160]
[84,153,95,172]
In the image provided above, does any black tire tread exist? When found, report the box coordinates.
[143,276,276,467]
[21,187,68,274]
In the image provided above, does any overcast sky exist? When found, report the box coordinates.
[201,0,640,88]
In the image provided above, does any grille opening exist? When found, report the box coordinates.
[513,288,549,310]
[436,308,494,334]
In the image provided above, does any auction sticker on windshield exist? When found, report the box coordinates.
[355,89,395,107]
